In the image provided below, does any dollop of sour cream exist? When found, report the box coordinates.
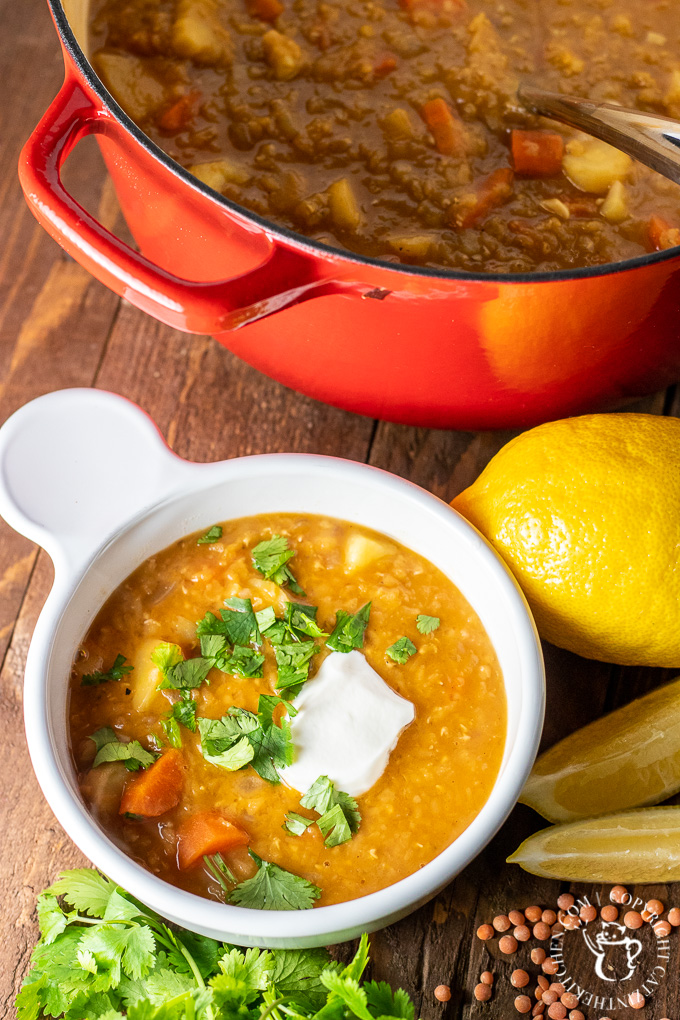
[282,650,415,797]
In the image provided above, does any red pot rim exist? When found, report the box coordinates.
[50,0,680,285]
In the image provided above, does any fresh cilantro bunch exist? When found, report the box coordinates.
[198,694,295,783]
[17,870,417,1020]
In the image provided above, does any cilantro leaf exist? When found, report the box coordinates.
[46,870,117,918]
[199,634,227,661]
[158,657,213,691]
[257,694,297,728]
[224,645,265,680]
[285,603,328,640]
[229,853,321,910]
[90,731,157,772]
[197,525,223,545]
[81,654,133,687]
[416,614,440,635]
[300,776,361,845]
[172,693,197,732]
[151,643,183,674]
[269,948,338,1010]
[316,804,352,847]
[76,923,156,985]
[365,981,416,1020]
[198,717,256,771]
[36,893,69,945]
[255,606,277,632]
[283,812,315,836]
[274,641,317,694]
[386,637,417,664]
[252,535,305,595]
[327,603,371,653]
[321,971,374,1020]
[221,597,261,646]
[195,611,229,638]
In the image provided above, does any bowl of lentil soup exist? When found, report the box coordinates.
[18,0,680,429]
[0,389,544,946]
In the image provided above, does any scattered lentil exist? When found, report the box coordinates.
[562,915,581,930]
[533,922,551,941]
[531,948,547,965]
[525,906,543,923]
[610,886,628,904]
[561,994,579,1010]
[538,976,550,991]
[493,914,511,932]
[549,985,566,997]
[509,910,526,926]
[542,959,559,976]
[600,906,618,922]
[569,1012,584,1020]
[434,986,451,1003]
[542,991,558,1006]
[500,935,519,955]
[542,910,557,925]
[628,992,645,1010]
[579,906,597,922]
[624,911,643,930]
[477,924,494,941]
[533,1004,546,1017]
[511,970,530,989]
[474,983,492,1002]
[548,1003,567,1020]
[515,925,531,942]
[481,972,494,986]
[551,923,565,935]
[669,907,680,926]
[654,919,672,937]
[646,899,664,915]
[641,909,653,923]
[557,894,574,910]
[515,996,533,1014]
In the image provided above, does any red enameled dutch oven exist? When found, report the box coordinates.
[18,0,680,429]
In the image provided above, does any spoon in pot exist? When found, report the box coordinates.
[518,83,680,185]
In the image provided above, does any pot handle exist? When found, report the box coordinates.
[0,389,195,575]
[19,76,368,334]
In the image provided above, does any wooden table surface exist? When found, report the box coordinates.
[2,1,680,1017]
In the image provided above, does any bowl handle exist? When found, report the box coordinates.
[0,389,194,575]
[18,76,368,334]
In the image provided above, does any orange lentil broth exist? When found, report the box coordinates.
[69,513,506,906]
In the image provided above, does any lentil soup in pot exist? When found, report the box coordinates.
[69,513,506,909]
[89,0,680,273]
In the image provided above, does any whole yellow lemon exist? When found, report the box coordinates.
[452,413,680,667]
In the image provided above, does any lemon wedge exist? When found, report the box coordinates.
[520,677,680,823]
[508,808,680,882]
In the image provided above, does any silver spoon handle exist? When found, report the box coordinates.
[519,84,680,185]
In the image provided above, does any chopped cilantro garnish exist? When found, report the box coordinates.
[158,656,213,690]
[297,775,361,846]
[274,640,317,695]
[255,606,277,632]
[89,728,157,772]
[285,602,328,639]
[327,602,371,653]
[225,645,265,679]
[203,852,236,893]
[252,535,305,595]
[283,812,315,836]
[197,525,223,545]
[222,597,262,646]
[198,696,293,783]
[161,691,197,747]
[316,803,352,847]
[151,641,183,673]
[386,637,417,664]
[229,851,321,910]
[416,614,440,634]
[80,653,133,687]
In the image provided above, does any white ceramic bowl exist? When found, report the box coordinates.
[0,389,545,948]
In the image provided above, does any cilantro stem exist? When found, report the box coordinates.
[259,995,286,1020]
